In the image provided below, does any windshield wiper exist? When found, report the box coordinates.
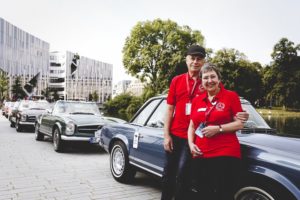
[69,112,95,115]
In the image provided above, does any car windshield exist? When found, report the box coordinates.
[61,102,100,115]
[29,101,51,110]
[241,104,270,129]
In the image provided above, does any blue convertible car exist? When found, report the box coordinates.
[93,96,300,200]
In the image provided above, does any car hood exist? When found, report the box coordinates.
[64,115,111,125]
[239,133,300,156]
[21,109,48,116]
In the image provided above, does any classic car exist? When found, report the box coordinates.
[35,100,121,152]
[93,95,300,200]
[8,101,20,126]
[10,100,51,132]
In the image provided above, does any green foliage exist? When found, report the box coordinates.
[88,93,93,101]
[0,69,9,100]
[41,87,51,100]
[11,76,26,100]
[92,91,99,102]
[211,48,263,104]
[263,38,300,109]
[123,18,205,95]
[103,93,143,121]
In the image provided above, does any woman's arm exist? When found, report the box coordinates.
[188,120,202,156]
[201,118,244,138]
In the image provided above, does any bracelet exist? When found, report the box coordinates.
[219,124,223,133]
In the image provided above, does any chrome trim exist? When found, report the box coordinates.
[129,156,163,177]
[61,135,90,141]
[19,121,35,125]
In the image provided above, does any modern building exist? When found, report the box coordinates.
[49,51,113,103]
[0,17,49,98]
[112,80,131,98]
[126,78,145,96]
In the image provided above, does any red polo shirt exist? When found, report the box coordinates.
[167,73,204,139]
[190,84,242,158]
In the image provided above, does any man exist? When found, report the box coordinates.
[161,45,248,200]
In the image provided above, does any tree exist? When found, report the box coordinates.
[92,91,99,102]
[103,93,144,121]
[211,48,263,104]
[123,18,205,95]
[263,38,300,109]
[0,69,9,101]
[11,76,26,100]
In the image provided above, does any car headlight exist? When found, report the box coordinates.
[21,114,27,121]
[65,121,75,135]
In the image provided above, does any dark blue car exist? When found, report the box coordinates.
[93,96,300,200]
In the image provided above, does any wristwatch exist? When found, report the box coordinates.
[219,125,223,133]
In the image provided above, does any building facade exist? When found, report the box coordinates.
[0,17,49,98]
[112,80,131,98]
[126,79,145,96]
[49,51,113,103]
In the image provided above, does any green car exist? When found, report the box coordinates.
[35,100,121,152]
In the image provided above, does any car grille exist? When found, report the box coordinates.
[27,116,36,122]
[77,125,102,136]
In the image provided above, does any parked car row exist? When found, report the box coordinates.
[1,100,125,153]
[2,97,299,200]
[91,96,300,200]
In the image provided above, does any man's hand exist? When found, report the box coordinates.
[164,134,173,152]
[236,111,249,123]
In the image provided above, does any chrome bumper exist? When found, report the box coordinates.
[19,121,35,125]
[61,135,90,141]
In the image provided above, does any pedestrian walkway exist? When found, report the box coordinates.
[0,114,161,200]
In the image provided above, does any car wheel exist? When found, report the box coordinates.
[10,121,15,127]
[235,179,296,200]
[53,127,64,152]
[35,123,44,141]
[110,141,136,183]
[16,119,23,132]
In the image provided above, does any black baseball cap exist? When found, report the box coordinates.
[187,45,206,58]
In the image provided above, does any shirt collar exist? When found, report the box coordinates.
[187,72,200,81]
[201,82,225,102]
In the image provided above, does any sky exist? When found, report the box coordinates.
[0,0,300,84]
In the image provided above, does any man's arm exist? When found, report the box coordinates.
[164,104,174,152]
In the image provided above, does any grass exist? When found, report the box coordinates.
[256,108,300,117]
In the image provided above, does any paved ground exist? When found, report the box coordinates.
[0,113,161,200]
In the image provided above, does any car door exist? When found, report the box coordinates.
[40,102,60,135]
[130,98,166,176]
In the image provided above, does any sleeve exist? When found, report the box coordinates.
[230,91,243,117]
[166,76,177,105]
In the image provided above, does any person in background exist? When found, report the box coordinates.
[162,46,248,200]
[188,63,244,200]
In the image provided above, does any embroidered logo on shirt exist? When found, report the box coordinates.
[216,102,225,111]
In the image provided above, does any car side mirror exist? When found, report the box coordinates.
[46,108,52,114]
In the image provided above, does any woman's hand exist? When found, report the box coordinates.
[202,125,219,138]
[189,142,202,156]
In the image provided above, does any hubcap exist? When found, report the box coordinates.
[112,146,125,176]
[235,187,274,200]
[35,124,39,138]
[53,129,59,149]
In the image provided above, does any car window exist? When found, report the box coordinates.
[53,102,64,114]
[146,100,167,128]
[131,99,161,126]
[241,104,270,128]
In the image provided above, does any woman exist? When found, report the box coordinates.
[188,63,244,200]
